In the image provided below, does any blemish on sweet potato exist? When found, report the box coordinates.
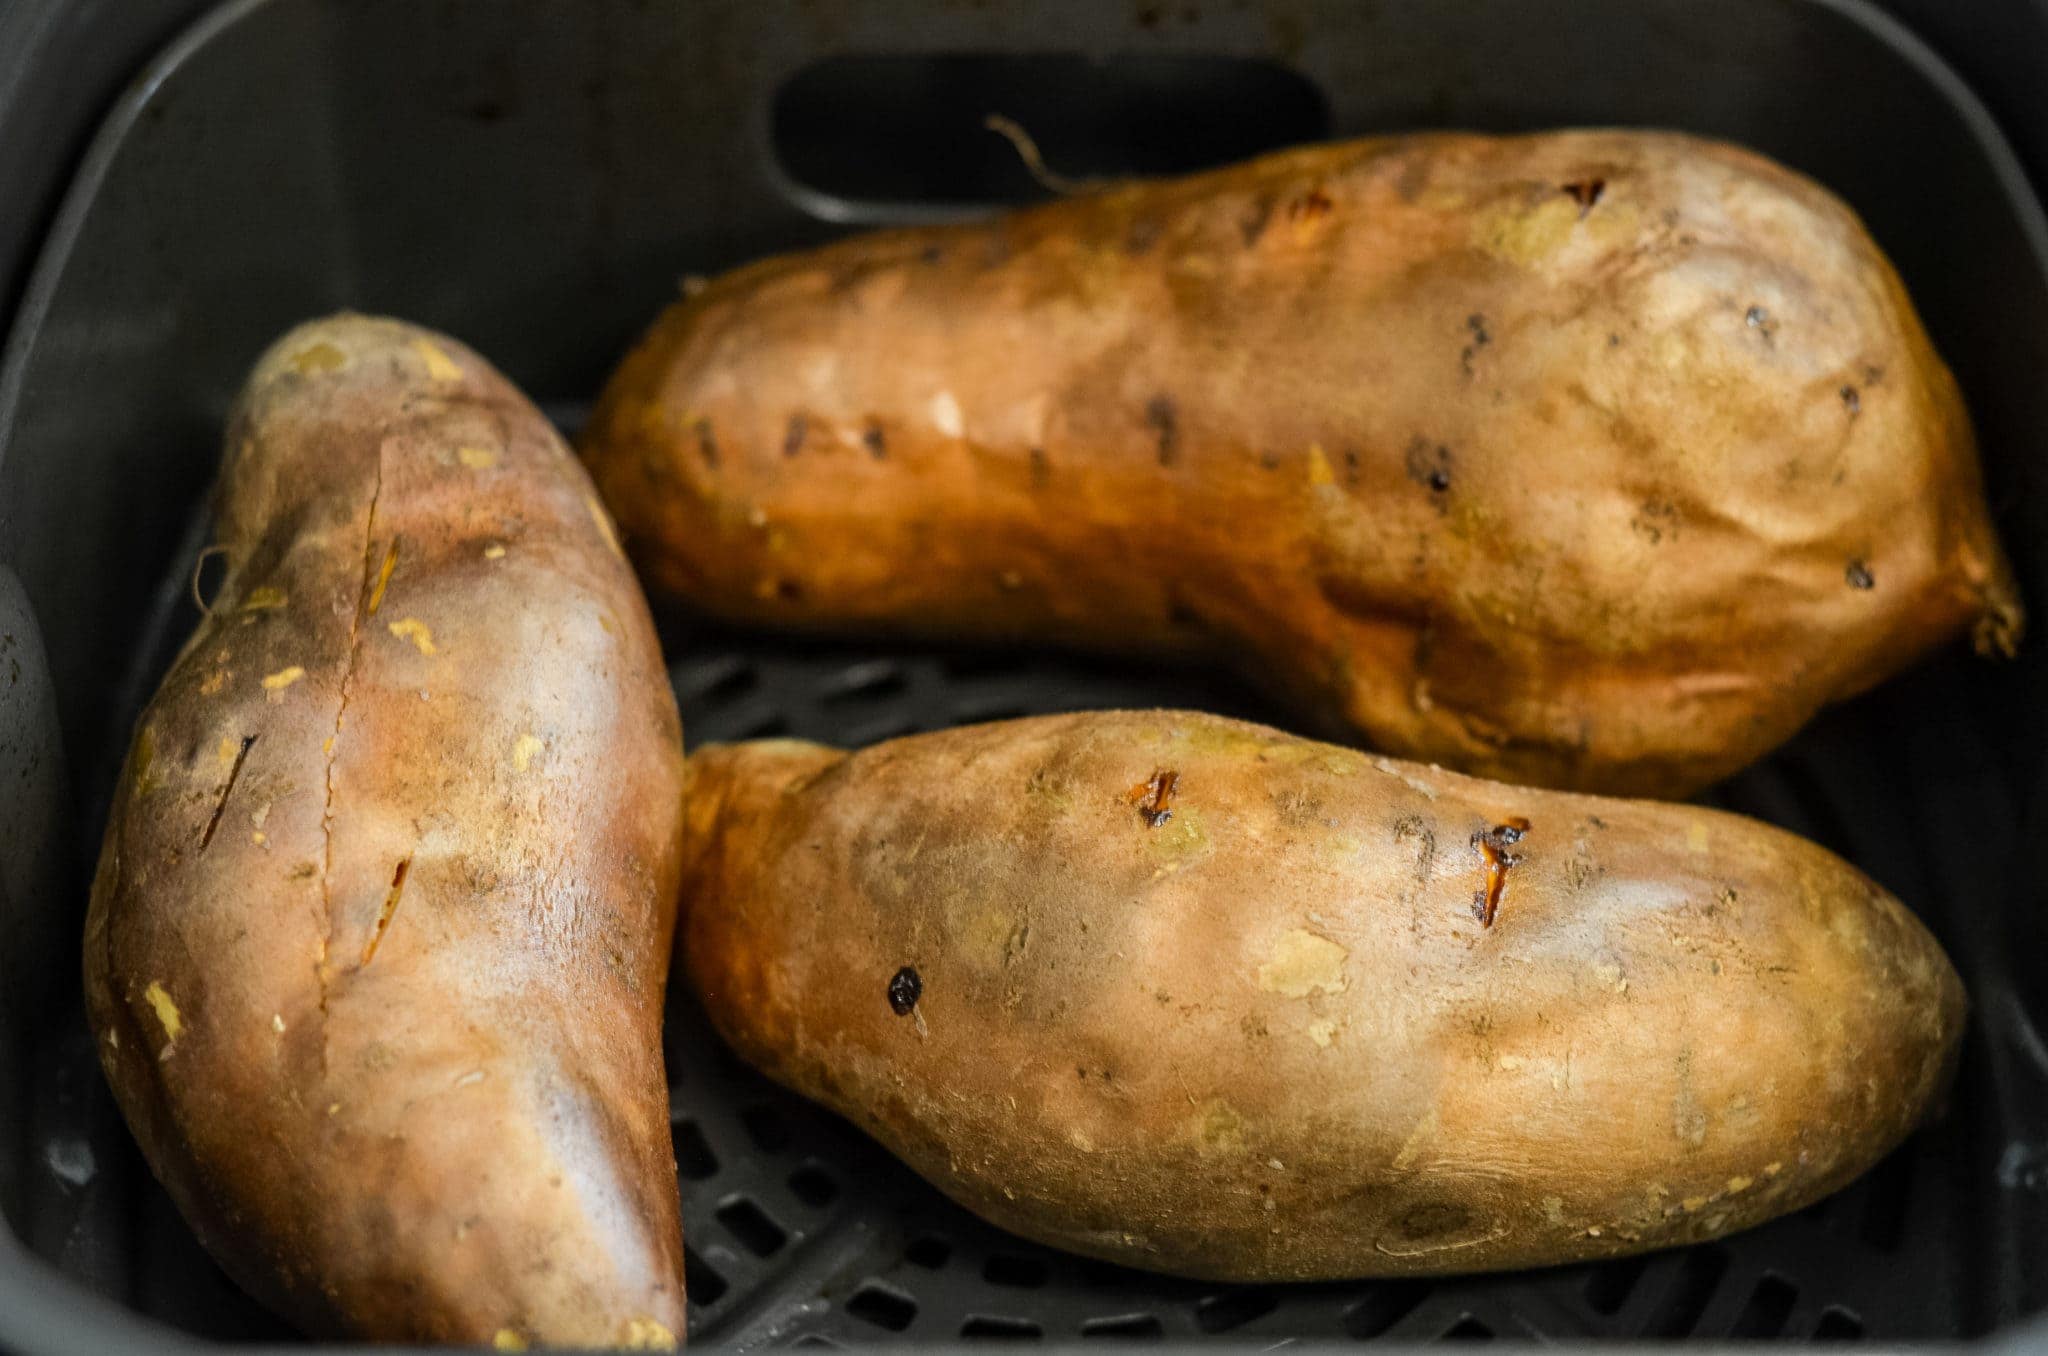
[143,981,183,1044]
[1404,438,1453,497]
[1460,313,1491,377]
[360,857,411,966]
[387,618,437,655]
[1560,178,1606,215]
[1255,928,1349,997]
[290,342,347,376]
[1145,395,1179,466]
[1239,195,1275,246]
[1288,187,1334,222]
[513,732,544,772]
[1127,770,1179,827]
[241,586,288,612]
[888,965,922,1015]
[693,417,719,468]
[457,445,498,470]
[586,496,625,559]
[412,339,462,383]
[1744,305,1777,346]
[1470,817,1530,926]
[1840,385,1860,415]
[366,540,399,616]
[1847,559,1875,590]
[261,666,306,693]
[863,421,887,459]
[783,413,808,457]
[200,735,256,852]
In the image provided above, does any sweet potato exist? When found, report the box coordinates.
[680,710,1963,1280]
[585,129,2021,798]
[84,316,687,1347]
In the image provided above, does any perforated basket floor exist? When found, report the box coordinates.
[17,466,1998,1348]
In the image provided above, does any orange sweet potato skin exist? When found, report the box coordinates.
[84,316,686,1347]
[680,711,1964,1281]
[586,130,2021,798]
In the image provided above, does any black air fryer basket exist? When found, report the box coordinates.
[4,1,2048,1349]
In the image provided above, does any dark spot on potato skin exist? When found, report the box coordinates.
[1239,196,1275,246]
[1840,385,1861,415]
[1460,314,1490,377]
[1288,187,1334,222]
[1145,395,1179,466]
[776,579,804,602]
[1561,177,1606,215]
[1745,304,1777,346]
[694,417,719,468]
[1847,559,1875,590]
[1274,787,1324,828]
[783,413,807,457]
[888,966,922,1015]
[1126,215,1163,255]
[1393,813,1437,875]
[863,421,887,459]
[1405,438,1454,499]
[1397,1200,1475,1241]
[919,244,944,266]
[1028,446,1050,488]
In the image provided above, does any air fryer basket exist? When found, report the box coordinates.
[4,0,2048,1348]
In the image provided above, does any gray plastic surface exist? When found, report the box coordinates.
[3,0,2048,1349]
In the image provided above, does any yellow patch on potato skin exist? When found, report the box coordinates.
[1473,192,1580,266]
[620,1317,677,1350]
[240,585,287,612]
[483,544,507,560]
[493,1330,527,1352]
[199,669,228,695]
[289,341,346,375]
[587,496,625,558]
[457,445,499,470]
[513,733,544,772]
[387,618,437,655]
[366,541,399,615]
[216,736,239,769]
[412,338,462,383]
[1256,928,1349,997]
[1686,822,1711,854]
[132,727,160,795]
[143,981,183,1043]
[1191,1099,1246,1154]
[1307,1019,1337,1048]
[1306,442,1335,488]
[261,666,305,692]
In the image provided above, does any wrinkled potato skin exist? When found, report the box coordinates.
[681,710,1963,1280]
[588,130,2021,797]
[84,317,687,1347]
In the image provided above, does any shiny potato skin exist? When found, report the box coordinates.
[680,710,1963,1281]
[84,316,687,1348]
[586,130,2021,798]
